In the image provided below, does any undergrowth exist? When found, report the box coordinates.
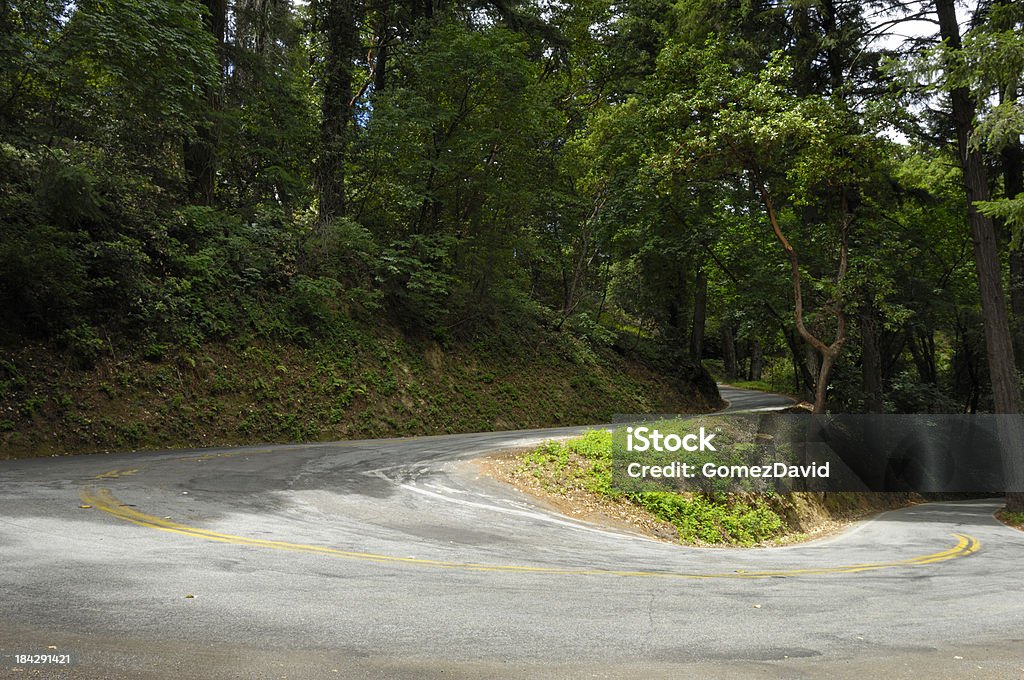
[520,429,785,546]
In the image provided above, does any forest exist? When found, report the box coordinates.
[1,0,1022,433]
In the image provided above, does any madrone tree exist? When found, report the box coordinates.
[640,43,889,413]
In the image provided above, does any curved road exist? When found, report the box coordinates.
[1,387,1023,678]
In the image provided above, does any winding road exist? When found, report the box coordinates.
[2,386,1023,678]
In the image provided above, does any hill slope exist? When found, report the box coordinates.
[0,325,720,458]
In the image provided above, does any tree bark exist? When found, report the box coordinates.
[907,326,937,385]
[689,267,707,361]
[721,323,738,380]
[935,0,1021,415]
[787,328,817,396]
[954,315,981,413]
[860,299,884,413]
[748,338,763,381]
[937,0,1024,511]
[792,353,801,394]
[371,0,390,95]
[755,179,848,413]
[316,0,360,223]
[1004,140,1024,367]
[1011,249,1024,368]
[184,0,226,205]
[805,341,821,400]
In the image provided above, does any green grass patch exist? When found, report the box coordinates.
[727,379,777,393]
[704,356,800,401]
[519,429,785,546]
[997,509,1024,531]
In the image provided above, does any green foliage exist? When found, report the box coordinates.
[524,429,614,495]
[885,370,961,414]
[378,235,458,326]
[352,19,570,332]
[1001,510,1024,527]
[64,0,216,143]
[218,0,316,210]
[632,492,784,546]
[0,0,1018,423]
[523,430,786,545]
[285,276,348,342]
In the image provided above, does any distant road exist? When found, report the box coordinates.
[719,383,796,411]
[1,386,1022,679]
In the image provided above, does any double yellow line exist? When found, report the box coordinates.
[79,486,980,579]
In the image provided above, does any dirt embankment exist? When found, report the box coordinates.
[0,329,720,458]
[477,449,916,547]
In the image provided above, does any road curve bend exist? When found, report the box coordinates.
[1,386,1022,679]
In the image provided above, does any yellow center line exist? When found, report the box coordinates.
[93,468,140,479]
[79,486,981,579]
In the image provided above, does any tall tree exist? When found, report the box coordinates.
[315,0,361,222]
[934,0,1021,416]
[634,42,880,412]
[184,0,227,205]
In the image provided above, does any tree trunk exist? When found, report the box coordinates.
[748,338,763,381]
[907,326,937,385]
[184,0,226,205]
[1004,140,1024,367]
[937,0,1023,510]
[689,267,707,360]
[755,180,848,414]
[738,339,748,379]
[792,353,801,395]
[787,328,817,395]
[814,351,837,416]
[721,324,738,380]
[936,0,1021,415]
[954,316,981,414]
[316,0,360,223]
[371,0,390,95]
[805,342,821,402]
[998,100,1023,517]
[860,300,884,413]
[1011,250,1024,368]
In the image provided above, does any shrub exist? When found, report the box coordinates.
[524,430,786,546]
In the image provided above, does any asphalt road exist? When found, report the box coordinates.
[1,386,1023,679]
